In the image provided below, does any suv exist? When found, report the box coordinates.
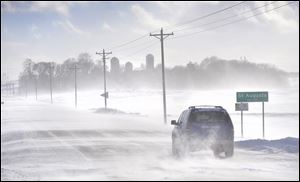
[171,106,234,158]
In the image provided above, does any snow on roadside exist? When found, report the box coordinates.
[235,137,299,153]
[1,91,299,180]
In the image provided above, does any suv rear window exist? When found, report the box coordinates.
[188,111,227,123]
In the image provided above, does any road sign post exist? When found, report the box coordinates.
[235,102,248,137]
[236,92,268,138]
[241,110,243,137]
[263,102,264,138]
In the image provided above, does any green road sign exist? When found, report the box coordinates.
[237,92,268,102]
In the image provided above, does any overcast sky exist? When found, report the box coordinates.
[1,1,299,80]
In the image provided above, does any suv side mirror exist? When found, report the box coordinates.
[171,120,177,125]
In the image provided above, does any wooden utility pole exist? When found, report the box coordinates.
[35,77,37,100]
[150,28,173,124]
[96,49,112,109]
[25,78,28,98]
[70,64,80,108]
[49,63,54,104]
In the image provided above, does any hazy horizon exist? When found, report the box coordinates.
[1,1,299,80]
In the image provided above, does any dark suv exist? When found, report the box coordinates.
[171,106,234,158]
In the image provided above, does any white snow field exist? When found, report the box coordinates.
[1,83,299,180]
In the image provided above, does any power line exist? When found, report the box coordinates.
[109,2,248,71]
[112,2,244,58]
[166,1,247,31]
[108,2,247,51]
[108,34,148,50]
[97,1,296,70]
[171,1,297,40]
[173,1,277,33]
[125,42,157,58]
[112,39,156,53]
[116,41,158,60]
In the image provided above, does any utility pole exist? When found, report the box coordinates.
[96,49,112,109]
[150,28,174,124]
[25,78,28,98]
[35,76,37,101]
[12,83,15,95]
[70,64,80,108]
[49,62,54,104]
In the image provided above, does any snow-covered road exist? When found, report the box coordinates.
[1,93,298,180]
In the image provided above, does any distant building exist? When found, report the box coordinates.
[125,62,133,73]
[146,54,154,70]
[110,57,120,75]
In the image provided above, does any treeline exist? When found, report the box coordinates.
[166,56,289,89]
[18,54,289,93]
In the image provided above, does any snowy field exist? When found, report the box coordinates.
[1,78,299,180]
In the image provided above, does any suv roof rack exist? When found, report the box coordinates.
[189,105,223,109]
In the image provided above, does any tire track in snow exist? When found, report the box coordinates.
[46,130,91,162]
